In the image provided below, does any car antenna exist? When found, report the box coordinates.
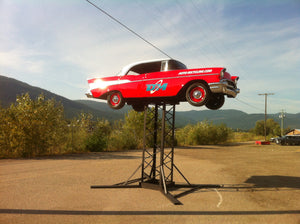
[86,0,173,59]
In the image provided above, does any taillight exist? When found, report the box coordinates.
[220,68,226,79]
[231,76,239,84]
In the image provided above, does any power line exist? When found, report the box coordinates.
[234,97,264,113]
[85,0,172,58]
[135,0,190,61]
[172,0,217,66]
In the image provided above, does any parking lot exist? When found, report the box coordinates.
[1,143,299,223]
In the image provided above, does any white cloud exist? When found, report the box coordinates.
[0,0,299,113]
[0,48,46,75]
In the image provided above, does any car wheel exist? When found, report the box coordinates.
[132,104,146,112]
[186,82,209,107]
[107,91,125,110]
[205,93,225,110]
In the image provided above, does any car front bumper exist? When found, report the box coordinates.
[209,80,240,98]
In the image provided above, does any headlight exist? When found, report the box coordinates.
[90,79,108,90]
[97,80,108,89]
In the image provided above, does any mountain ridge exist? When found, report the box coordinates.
[0,75,125,120]
[1,75,299,129]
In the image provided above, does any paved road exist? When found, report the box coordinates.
[1,144,299,223]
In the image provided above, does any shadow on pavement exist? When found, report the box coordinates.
[244,175,300,189]
[19,152,141,161]
[0,209,299,216]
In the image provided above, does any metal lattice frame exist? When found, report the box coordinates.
[141,104,176,184]
[91,103,221,205]
[138,104,182,204]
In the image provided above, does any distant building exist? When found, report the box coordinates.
[286,129,300,135]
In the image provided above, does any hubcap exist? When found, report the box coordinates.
[190,86,205,103]
[193,90,202,99]
[112,95,119,104]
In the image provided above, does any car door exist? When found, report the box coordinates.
[144,69,182,98]
[118,72,145,98]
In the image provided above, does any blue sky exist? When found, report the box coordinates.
[1,0,299,114]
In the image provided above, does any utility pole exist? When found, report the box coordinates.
[258,93,274,141]
[279,109,286,136]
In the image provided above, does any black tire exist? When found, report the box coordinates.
[107,91,125,110]
[205,94,225,110]
[132,104,146,112]
[186,82,210,107]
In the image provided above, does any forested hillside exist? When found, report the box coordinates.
[1,75,299,129]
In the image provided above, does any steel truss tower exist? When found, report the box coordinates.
[91,103,221,205]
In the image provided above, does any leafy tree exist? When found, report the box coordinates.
[0,93,67,157]
[85,119,111,152]
[123,109,146,147]
[108,110,144,150]
[66,113,93,152]
[108,128,139,151]
[108,108,158,150]
[252,119,280,136]
[176,124,194,146]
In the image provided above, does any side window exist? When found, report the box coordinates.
[126,62,162,75]
[163,60,187,71]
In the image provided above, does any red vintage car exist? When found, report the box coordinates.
[86,59,239,111]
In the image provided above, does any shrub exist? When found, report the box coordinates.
[176,121,232,146]
[107,109,158,151]
[64,113,93,153]
[108,129,138,151]
[85,119,111,152]
[0,93,67,157]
